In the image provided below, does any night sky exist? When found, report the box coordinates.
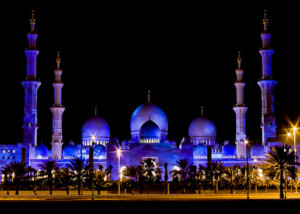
[1,5,299,147]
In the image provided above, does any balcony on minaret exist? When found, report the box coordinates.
[261,33,271,49]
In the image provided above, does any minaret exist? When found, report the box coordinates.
[257,10,277,147]
[50,51,65,159]
[22,10,41,152]
[233,51,248,158]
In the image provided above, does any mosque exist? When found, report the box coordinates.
[0,10,284,181]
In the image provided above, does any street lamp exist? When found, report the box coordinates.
[293,127,297,164]
[288,127,297,164]
[91,136,96,200]
[117,148,121,195]
[245,140,249,200]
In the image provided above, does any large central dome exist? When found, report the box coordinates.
[188,117,217,145]
[82,116,110,147]
[130,103,168,142]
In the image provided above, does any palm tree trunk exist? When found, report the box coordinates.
[215,180,218,194]
[78,179,81,195]
[15,183,19,195]
[280,169,284,199]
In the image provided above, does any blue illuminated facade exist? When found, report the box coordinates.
[0,10,286,181]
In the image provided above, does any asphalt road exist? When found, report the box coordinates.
[1,194,300,213]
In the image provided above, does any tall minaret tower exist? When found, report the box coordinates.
[22,10,41,152]
[50,52,65,159]
[257,10,277,147]
[233,52,248,158]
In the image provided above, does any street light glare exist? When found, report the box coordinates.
[117,148,121,157]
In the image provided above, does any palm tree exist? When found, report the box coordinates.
[210,161,225,194]
[260,162,278,192]
[27,166,37,182]
[26,166,38,195]
[94,165,110,195]
[170,159,191,194]
[122,165,140,194]
[223,165,240,194]
[38,160,60,195]
[59,168,73,195]
[139,158,162,194]
[248,165,264,194]
[107,164,113,180]
[2,164,13,195]
[286,165,299,193]
[197,165,206,193]
[265,145,297,199]
[9,161,27,195]
[67,157,91,195]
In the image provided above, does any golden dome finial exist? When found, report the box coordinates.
[263,9,269,32]
[30,9,36,32]
[237,51,242,69]
[95,106,98,117]
[56,51,61,69]
[147,90,151,103]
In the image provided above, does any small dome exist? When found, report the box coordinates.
[93,144,107,158]
[193,144,207,158]
[131,103,168,132]
[222,144,236,157]
[188,117,217,139]
[139,120,161,139]
[35,144,49,159]
[250,144,265,158]
[164,139,170,143]
[63,144,78,159]
[82,116,110,139]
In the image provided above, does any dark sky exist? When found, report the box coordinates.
[1,5,300,147]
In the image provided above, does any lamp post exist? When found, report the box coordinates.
[245,140,249,200]
[91,136,95,200]
[117,148,121,195]
[293,127,297,164]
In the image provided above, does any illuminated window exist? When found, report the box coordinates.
[2,150,5,154]
[8,150,10,153]
[13,150,15,153]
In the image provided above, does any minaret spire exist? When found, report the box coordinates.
[233,51,248,158]
[30,9,36,32]
[50,51,65,159]
[237,51,242,69]
[56,51,61,69]
[263,9,269,32]
[201,106,204,117]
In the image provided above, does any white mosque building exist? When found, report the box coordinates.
[0,10,285,180]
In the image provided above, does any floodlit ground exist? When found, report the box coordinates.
[2,191,300,200]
